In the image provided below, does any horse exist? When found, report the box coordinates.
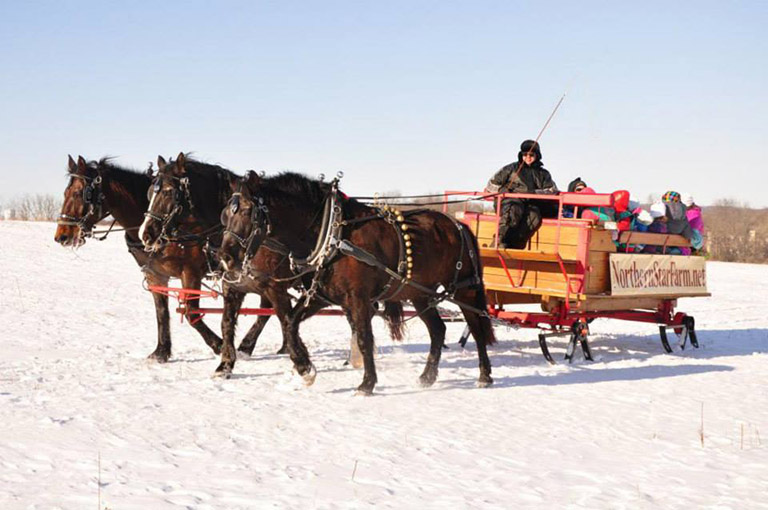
[53,155,267,361]
[138,152,297,360]
[215,174,405,380]
[220,170,495,394]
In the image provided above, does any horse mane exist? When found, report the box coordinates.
[259,171,368,216]
[260,172,331,206]
[81,157,152,203]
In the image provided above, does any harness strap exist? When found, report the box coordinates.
[337,239,487,317]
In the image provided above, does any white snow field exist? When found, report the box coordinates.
[1,221,767,509]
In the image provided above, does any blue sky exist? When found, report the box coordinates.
[2,1,766,206]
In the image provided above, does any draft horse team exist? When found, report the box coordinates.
[55,153,495,394]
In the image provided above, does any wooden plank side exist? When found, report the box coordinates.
[584,251,610,295]
[588,229,618,252]
[618,231,691,248]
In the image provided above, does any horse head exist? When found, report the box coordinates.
[140,152,193,251]
[219,171,270,273]
[54,155,108,247]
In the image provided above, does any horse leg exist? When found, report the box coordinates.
[455,287,494,387]
[346,302,377,395]
[215,287,246,378]
[146,274,172,363]
[278,297,321,385]
[237,295,274,357]
[413,298,446,387]
[181,272,223,355]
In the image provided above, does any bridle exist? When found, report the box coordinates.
[221,187,272,274]
[57,173,106,241]
[143,174,195,247]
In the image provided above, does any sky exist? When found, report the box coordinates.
[1,0,767,207]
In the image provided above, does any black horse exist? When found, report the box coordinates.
[220,171,495,394]
[54,155,265,361]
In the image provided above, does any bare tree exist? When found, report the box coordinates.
[5,194,61,221]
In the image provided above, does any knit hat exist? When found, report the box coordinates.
[662,191,681,203]
[681,193,694,207]
[518,139,542,160]
[636,209,654,226]
[650,202,666,218]
[568,177,587,193]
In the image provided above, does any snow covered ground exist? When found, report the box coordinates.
[1,221,767,509]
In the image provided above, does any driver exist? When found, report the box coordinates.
[485,139,559,249]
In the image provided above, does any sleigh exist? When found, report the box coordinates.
[448,190,710,363]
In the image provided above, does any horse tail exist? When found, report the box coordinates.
[472,281,497,345]
[465,227,497,345]
[383,301,405,341]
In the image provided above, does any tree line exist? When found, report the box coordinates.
[703,200,768,264]
[1,194,62,221]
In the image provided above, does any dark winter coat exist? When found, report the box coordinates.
[486,160,558,195]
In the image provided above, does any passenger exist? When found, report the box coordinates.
[662,191,703,254]
[568,177,588,193]
[486,139,559,249]
[682,193,705,234]
[642,202,668,253]
[619,204,653,252]
[563,177,588,218]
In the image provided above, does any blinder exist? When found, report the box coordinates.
[83,183,94,203]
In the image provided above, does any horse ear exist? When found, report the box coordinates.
[146,162,154,178]
[67,155,77,173]
[157,155,167,171]
[77,156,87,173]
[245,170,261,190]
[174,152,187,176]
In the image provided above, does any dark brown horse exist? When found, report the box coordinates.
[215,175,405,381]
[138,153,296,360]
[53,155,268,361]
[220,171,495,394]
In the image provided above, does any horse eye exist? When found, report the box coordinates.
[231,196,240,213]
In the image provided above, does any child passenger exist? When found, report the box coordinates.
[662,191,703,254]
[682,193,705,254]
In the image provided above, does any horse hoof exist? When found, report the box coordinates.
[211,344,223,355]
[476,375,494,388]
[213,362,233,379]
[147,351,170,364]
[419,373,437,388]
[212,370,232,380]
[301,364,317,386]
[355,382,375,396]
[275,345,288,355]
[236,350,252,360]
